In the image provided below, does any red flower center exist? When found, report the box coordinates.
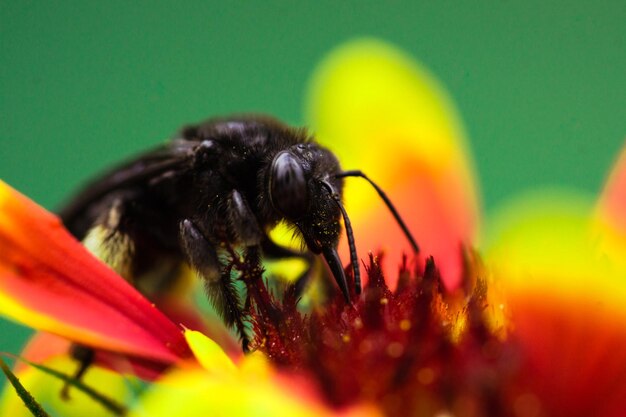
[237,250,526,416]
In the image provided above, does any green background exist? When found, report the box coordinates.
[1,0,624,387]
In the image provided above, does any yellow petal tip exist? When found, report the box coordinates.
[184,329,237,375]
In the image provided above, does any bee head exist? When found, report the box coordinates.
[267,143,355,300]
[268,143,344,246]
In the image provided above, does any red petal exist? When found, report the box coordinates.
[0,181,191,364]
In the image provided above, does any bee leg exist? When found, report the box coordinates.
[260,238,316,297]
[226,189,262,246]
[61,344,95,400]
[179,219,250,352]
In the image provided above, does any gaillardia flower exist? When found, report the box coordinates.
[1,39,626,417]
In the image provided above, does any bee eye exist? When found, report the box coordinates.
[269,151,308,219]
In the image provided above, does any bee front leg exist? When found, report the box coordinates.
[179,219,250,352]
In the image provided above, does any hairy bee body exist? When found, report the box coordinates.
[60,116,345,346]
[61,114,417,352]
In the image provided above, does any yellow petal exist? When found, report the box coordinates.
[485,189,626,309]
[143,331,382,416]
[184,329,237,376]
[134,365,381,417]
[306,39,479,289]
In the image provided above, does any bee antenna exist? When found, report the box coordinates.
[320,180,361,295]
[335,170,419,253]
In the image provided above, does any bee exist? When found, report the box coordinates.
[60,115,418,350]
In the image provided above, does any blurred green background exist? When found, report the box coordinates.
[1,0,624,387]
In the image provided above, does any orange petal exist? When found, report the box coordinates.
[0,181,191,364]
[593,142,626,270]
[596,143,626,231]
[12,332,71,374]
[306,39,479,289]
[511,295,626,417]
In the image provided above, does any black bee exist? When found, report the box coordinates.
[60,115,418,349]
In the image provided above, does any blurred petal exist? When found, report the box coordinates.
[138,331,383,416]
[0,355,135,417]
[134,366,381,417]
[184,329,237,376]
[15,332,169,381]
[593,142,626,270]
[157,295,242,361]
[486,190,626,417]
[0,181,191,364]
[306,39,479,289]
[13,332,71,375]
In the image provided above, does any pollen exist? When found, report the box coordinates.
[399,319,411,331]
[385,342,403,358]
[417,367,435,385]
[358,340,373,354]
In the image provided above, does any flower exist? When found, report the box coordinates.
[2,39,626,417]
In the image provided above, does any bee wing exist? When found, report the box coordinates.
[58,139,197,235]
